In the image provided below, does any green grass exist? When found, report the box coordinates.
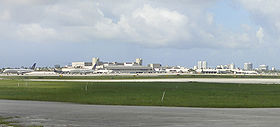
[1,74,280,80]
[1,80,280,108]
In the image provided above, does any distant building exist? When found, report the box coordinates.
[135,58,143,66]
[68,57,153,74]
[148,64,162,69]
[165,66,189,73]
[148,64,164,73]
[105,66,153,73]
[216,65,228,69]
[259,64,268,71]
[244,62,253,71]
[229,63,235,69]
[196,69,218,74]
[71,62,92,69]
[203,61,207,69]
[198,61,207,69]
[272,67,276,71]
[198,61,202,69]
[217,63,235,70]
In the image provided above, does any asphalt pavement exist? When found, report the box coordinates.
[0,100,280,127]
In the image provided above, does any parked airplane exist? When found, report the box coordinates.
[55,68,94,75]
[55,64,96,75]
[3,63,36,75]
[67,68,94,74]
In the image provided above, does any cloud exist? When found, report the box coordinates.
[93,4,191,47]
[0,0,263,49]
[17,24,56,42]
[236,0,280,44]
[0,10,10,21]
[256,27,264,43]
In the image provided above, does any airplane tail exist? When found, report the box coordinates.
[92,64,97,69]
[31,63,36,70]
[54,68,62,74]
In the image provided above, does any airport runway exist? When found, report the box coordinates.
[0,100,280,127]
[28,78,280,84]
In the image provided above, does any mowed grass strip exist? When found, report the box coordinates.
[1,80,280,107]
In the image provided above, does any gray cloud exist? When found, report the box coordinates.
[236,0,280,46]
[0,0,261,49]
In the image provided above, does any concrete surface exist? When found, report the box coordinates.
[28,78,280,84]
[0,100,280,127]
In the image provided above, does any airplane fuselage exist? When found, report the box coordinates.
[61,68,94,74]
[3,69,34,74]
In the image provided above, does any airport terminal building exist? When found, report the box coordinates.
[105,65,153,73]
[68,58,154,74]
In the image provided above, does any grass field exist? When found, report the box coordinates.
[1,80,280,108]
[1,74,280,80]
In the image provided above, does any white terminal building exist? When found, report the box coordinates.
[68,58,154,74]
[64,57,192,74]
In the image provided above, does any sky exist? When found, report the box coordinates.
[0,0,280,69]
